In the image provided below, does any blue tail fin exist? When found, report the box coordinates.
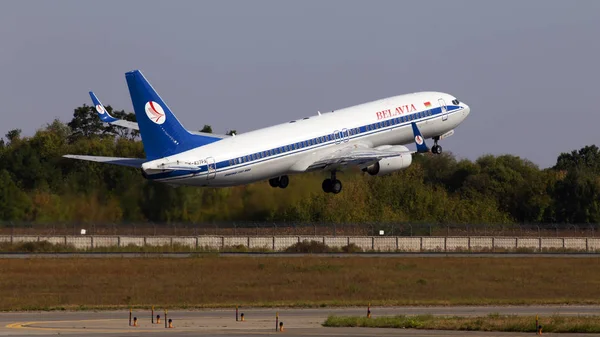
[125,70,220,160]
[89,91,118,123]
[411,122,429,153]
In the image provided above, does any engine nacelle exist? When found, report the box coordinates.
[364,147,412,176]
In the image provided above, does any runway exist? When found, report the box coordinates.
[1,252,600,258]
[2,306,600,336]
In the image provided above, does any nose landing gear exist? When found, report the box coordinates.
[431,136,443,154]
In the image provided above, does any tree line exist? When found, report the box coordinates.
[0,104,598,224]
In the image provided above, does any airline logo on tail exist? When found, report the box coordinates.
[145,101,166,124]
[95,104,106,115]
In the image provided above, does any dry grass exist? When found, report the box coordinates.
[323,314,600,333]
[1,256,600,311]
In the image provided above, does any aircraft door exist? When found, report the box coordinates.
[206,157,216,180]
[342,128,349,142]
[334,130,341,144]
[438,98,448,121]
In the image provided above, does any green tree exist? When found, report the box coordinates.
[0,169,31,220]
[67,105,105,142]
[5,129,22,144]
[554,145,600,174]
[552,168,600,223]
[200,125,212,133]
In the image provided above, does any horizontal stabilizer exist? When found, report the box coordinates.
[63,155,145,168]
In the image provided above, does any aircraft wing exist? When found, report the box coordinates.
[303,143,414,172]
[293,121,430,172]
[63,155,146,168]
[108,119,140,130]
[89,91,231,138]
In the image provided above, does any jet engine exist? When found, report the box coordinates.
[363,146,413,176]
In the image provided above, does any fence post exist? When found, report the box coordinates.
[586,237,589,252]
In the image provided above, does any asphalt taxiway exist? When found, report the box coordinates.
[2,306,600,337]
[1,252,600,258]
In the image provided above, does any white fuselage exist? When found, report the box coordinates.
[145,91,470,186]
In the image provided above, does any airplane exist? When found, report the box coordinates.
[64,70,471,194]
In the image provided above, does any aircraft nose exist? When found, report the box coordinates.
[462,102,470,116]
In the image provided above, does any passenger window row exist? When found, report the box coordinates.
[226,108,437,166]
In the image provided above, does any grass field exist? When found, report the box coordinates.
[1,256,600,311]
[323,314,600,333]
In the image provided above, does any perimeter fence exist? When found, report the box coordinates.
[1,222,598,237]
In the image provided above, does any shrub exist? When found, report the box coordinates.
[341,243,363,253]
[285,240,331,253]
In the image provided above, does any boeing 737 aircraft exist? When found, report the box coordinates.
[64,70,470,194]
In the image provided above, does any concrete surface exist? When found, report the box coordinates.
[3,235,600,253]
[2,306,600,337]
[2,252,600,258]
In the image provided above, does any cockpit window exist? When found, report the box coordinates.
[452,99,460,105]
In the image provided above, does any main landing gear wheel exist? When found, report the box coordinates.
[322,172,342,194]
[278,175,289,189]
[269,176,289,189]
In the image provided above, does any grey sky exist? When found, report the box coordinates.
[2,0,599,168]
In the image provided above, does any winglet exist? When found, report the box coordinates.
[411,122,429,153]
[89,91,118,123]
